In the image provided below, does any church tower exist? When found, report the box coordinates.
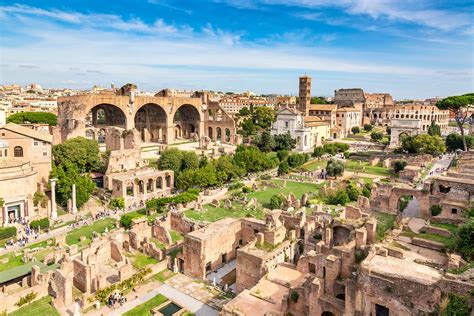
[298,75,311,115]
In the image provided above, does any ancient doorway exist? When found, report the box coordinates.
[375,304,390,316]
[173,104,200,141]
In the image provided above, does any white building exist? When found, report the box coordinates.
[271,107,330,152]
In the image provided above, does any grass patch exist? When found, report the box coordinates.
[430,222,458,234]
[9,295,60,316]
[66,217,116,246]
[170,230,183,243]
[150,238,166,250]
[254,242,278,252]
[400,229,454,247]
[153,269,176,283]
[373,212,396,241]
[447,262,474,275]
[122,293,168,316]
[248,180,320,207]
[185,203,265,222]
[301,159,328,171]
[131,253,158,269]
[345,160,392,177]
[0,253,25,272]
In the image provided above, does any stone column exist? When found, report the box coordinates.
[50,179,58,219]
[71,183,77,214]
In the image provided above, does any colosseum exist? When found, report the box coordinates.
[55,84,237,147]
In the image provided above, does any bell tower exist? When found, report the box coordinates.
[298,75,311,115]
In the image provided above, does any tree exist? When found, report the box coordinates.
[326,159,344,178]
[312,146,325,158]
[370,131,383,142]
[181,151,199,171]
[401,134,446,155]
[253,106,276,130]
[50,162,95,209]
[351,126,360,134]
[277,150,289,162]
[273,132,297,151]
[257,130,275,152]
[213,155,244,181]
[52,137,102,173]
[393,160,407,173]
[278,161,289,175]
[157,148,183,174]
[427,121,441,137]
[270,194,283,210]
[310,97,328,104]
[436,93,474,151]
[233,145,275,174]
[7,112,57,126]
[454,219,474,260]
[109,198,125,209]
[363,124,373,132]
[238,107,251,116]
[445,133,474,151]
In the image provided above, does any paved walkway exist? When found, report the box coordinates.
[109,288,161,316]
[402,198,421,218]
[157,284,218,316]
[416,154,453,189]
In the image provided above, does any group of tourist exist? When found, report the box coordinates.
[94,207,123,220]
[3,217,41,250]
[107,291,126,308]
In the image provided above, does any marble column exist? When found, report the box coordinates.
[71,183,77,214]
[50,179,58,219]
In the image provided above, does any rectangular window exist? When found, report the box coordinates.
[34,141,38,146]
[43,152,47,156]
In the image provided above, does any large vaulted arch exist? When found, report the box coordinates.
[173,104,200,141]
[86,103,126,128]
[134,103,167,143]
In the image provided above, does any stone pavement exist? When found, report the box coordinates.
[402,198,421,217]
[158,284,218,316]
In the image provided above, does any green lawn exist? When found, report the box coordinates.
[150,238,166,250]
[0,252,24,272]
[9,295,60,316]
[302,159,328,171]
[345,160,392,177]
[153,269,176,283]
[373,212,396,241]
[66,218,117,246]
[430,222,459,235]
[131,253,158,269]
[185,203,265,222]
[170,230,183,243]
[123,293,168,316]
[247,180,320,207]
[400,229,454,248]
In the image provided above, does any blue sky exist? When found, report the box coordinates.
[0,0,473,99]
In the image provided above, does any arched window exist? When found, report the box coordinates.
[14,146,23,157]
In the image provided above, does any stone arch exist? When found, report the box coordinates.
[225,128,231,142]
[86,103,126,128]
[165,174,172,187]
[322,312,335,316]
[216,127,222,141]
[126,183,134,196]
[175,125,182,139]
[399,194,420,217]
[156,177,163,190]
[98,129,106,144]
[173,104,201,140]
[138,180,145,194]
[147,179,154,192]
[134,103,167,143]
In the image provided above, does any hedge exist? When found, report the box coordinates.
[146,189,199,212]
[0,226,17,240]
[120,212,145,230]
[30,217,50,230]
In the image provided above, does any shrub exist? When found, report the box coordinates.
[454,219,474,260]
[370,131,383,142]
[109,197,125,209]
[290,291,299,303]
[287,153,308,168]
[346,183,361,202]
[355,249,367,264]
[325,188,350,206]
[146,189,200,212]
[351,126,360,134]
[15,292,37,307]
[33,191,48,208]
[393,160,407,173]
[242,186,253,193]
[277,150,289,162]
[278,161,289,176]
[229,182,244,190]
[30,218,50,230]
[312,146,325,158]
[430,205,442,217]
[120,213,144,230]
[442,293,470,316]
[270,194,283,210]
[363,124,373,131]
[0,227,17,240]
[362,183,372,198]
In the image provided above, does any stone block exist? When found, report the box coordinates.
[385,246,405,259]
